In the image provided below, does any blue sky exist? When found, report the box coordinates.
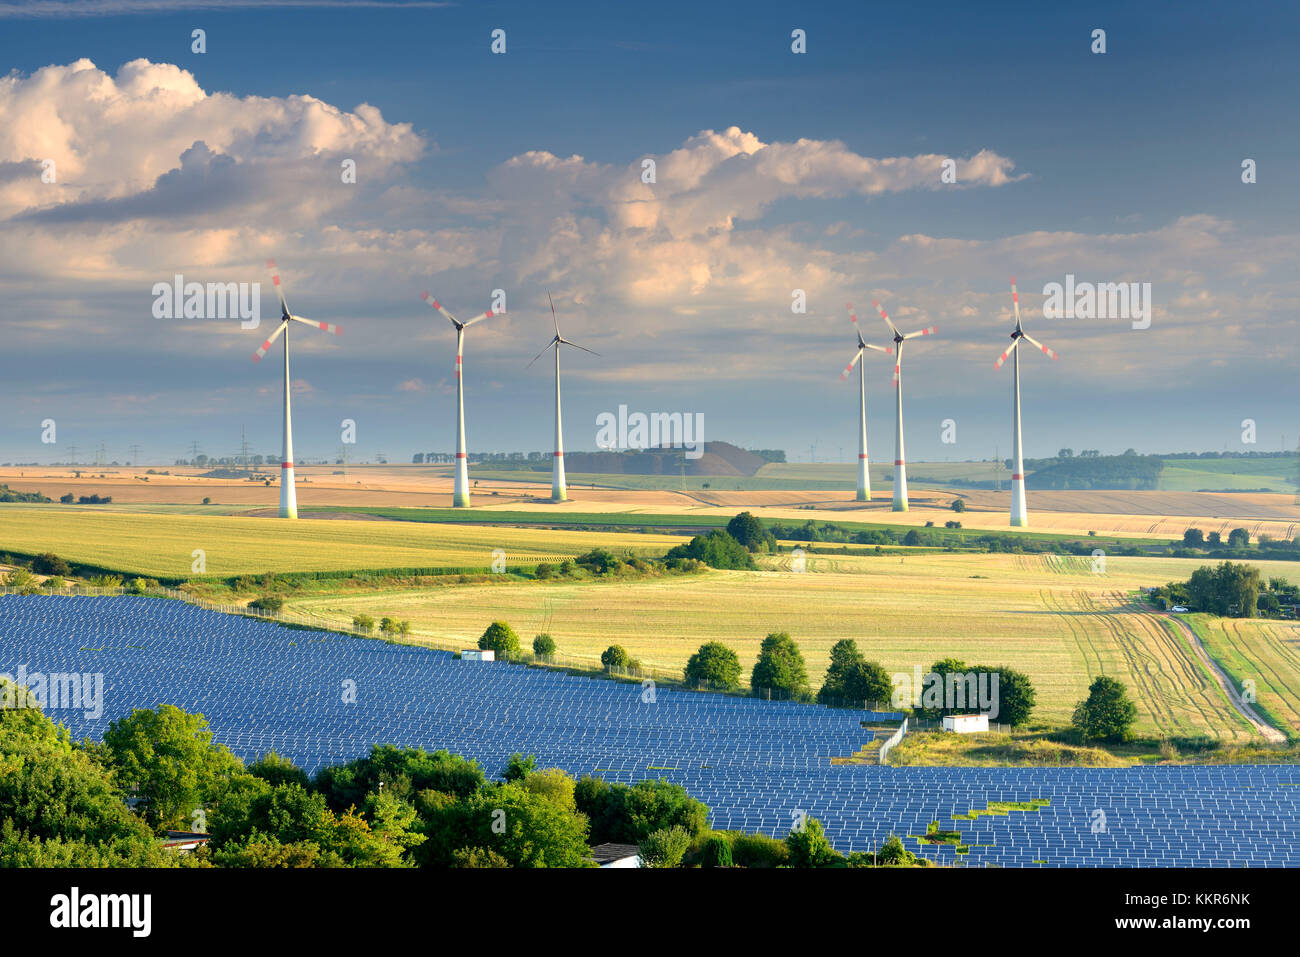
[0,0,1296,465]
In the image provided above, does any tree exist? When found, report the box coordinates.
[458,782,592,868]
[684,642,742,690]
[1183,528,1205,547]
[639,825,691,868]
[1058,448,1074,459]
[990,666,1036,727]
[1207,531,1222,546]
[250,595,284,613]
[247,751,310,789]
[101,704,242,832]
[352,614,375,634]
[785,817,841,868]
[31,553,71,576]
[478,621,521,659]
[876,833,917,866]
[818,639,890,706]
[1072,676,1137,742]
[501,753,537,783]
[576,776,709,846]
[601,645,631,671]
[751,632,809,699]
[903,529,921,546]
[950,498,966,513]
[726,512,772,552]
[1228,527,1250,548]
[664,529,756,570]
[532,633,556,658]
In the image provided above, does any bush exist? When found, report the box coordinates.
[534,562,555,580]
[477,621,521,659]
[59,493,74,504]
[31,553,72,577]
[700,834,734,868]
[684,642,742,690]
[786,817,842,868]
[639,826,691,868]
[601,645,631,671]
[533,633,556,658]
[352,614,375,634]
[876,833,917,866]
[730,832,789,868]
[250,595,284,614]
[576,548,621,574]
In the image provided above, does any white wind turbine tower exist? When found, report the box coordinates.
[251,260,342,519]
[421,291,502,508]
[873,299,937,512]
[995,277,1059,527]
[527,293,600,502]
[841,304,892,501]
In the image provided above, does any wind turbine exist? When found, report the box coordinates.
[995,277,1059,527]
[251,260,342,519]
[421,291,501,508]
[527,293,600,502]
[841,304,892,501]
[873,299,937,512]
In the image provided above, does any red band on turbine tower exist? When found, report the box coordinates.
[455,453,467,459]
[859,453,868,459]
[894,460,905,466]
[553,451,564,457]
[281,462,293,469]
[1012,473,1024,480]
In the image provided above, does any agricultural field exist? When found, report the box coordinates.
[1158,456,1299,493]
[282,549,1300,743]
[1190,615,1300,735]
[0,506,687,578]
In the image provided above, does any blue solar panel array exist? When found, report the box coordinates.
[4,594,1298,866]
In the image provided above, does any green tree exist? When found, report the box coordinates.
[903,529,921,547]
[101,704,242,832]
[457,782,592,867]
[352,614,375,634]
[247,751,310,790]
[601,645,631,671]
[786,817,842,868]
[950,498,966,513]
[726,512,772,552]
[1183,528,1205,547]
[501,753,537,782]
[532,633,556,658]
[576,776,708,845]
[478,621,522,659]
[876,833,917,866]
[990,666,1037,727]
[1072,676,1138,742]
[250,595,284,613]
[1228,527,1250,548]
[684,641,742,689]
[664,529,756,570]
[639,825,691,868]
[31,553,72,576]
[818,639,891,705]
[751,632,809,699]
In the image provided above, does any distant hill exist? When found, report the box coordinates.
[564,442,770,476]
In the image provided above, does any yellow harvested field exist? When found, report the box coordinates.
[0,506,687,577]
[1194,616,1300,733]
[287,551,1300,742]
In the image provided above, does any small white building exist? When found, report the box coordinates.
[942,713,989,733]
[461,649,495,661]
[588,843,642,868]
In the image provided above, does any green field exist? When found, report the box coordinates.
[1158,457,1299,493]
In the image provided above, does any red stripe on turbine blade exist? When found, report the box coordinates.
[272,276,281,286]
[420,291,429,300]
[484,310,494,318]
[1012,292,1018,303]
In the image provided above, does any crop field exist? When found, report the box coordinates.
[1191,615,1300,737]
[1158,457,1299,493]
[0,506,687,578]
[281,550,1300,742]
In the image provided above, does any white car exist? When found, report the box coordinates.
[1171,605,1189,613]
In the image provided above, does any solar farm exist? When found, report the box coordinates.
[6,593,1298,867]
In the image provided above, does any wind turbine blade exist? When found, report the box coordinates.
[266,259,290,318]
[290,315,342,335]
[548,291,560,337]
[421,290,460,329]
[252,320,288,362]
[873,300,901,338]
[1010,276,1023,330]
[525,341,555,368]
[864,343,891,354]
[559,338,600,357]
[840,347,864,381]
[904,326,937,340]
[994,339,1019,370]
[1021,333,1058,360]
[462,309,499,327]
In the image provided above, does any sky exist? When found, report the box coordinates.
[0,0,1296,466]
